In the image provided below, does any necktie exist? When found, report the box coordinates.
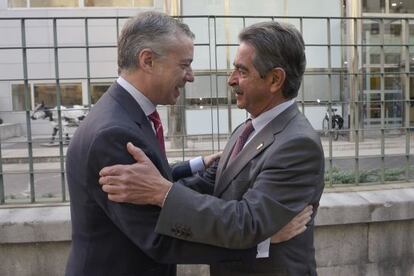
[148,110,166,156]
[228,119,254,163]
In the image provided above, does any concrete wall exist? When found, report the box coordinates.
[1,184,413,276]
[0,123,22,139]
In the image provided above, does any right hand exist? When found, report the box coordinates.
[271,205,313,243]
[99,142,172,207]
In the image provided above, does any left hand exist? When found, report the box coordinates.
[99,142,172,207]
[203,152,222,168]
[270,205,313,243]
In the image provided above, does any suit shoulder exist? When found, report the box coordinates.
[286,112,319,139]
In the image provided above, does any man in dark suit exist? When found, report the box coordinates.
[66,12,309,276]
[100,21,325,275]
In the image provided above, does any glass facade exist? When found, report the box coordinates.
[0,10,413,204]
[8,0,154,8]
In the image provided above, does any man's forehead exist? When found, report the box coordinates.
[167,41,193,59]
[233,44,254,65]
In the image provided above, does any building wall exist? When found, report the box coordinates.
[0,0,343,136]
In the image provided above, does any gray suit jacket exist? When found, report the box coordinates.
[155,104,325,276]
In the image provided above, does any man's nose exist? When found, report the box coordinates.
[227,70,237,86]
[185,68,194,82]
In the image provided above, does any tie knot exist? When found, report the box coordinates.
[227,119,254,164]
[240,119,254,139]
[148,110,161,124]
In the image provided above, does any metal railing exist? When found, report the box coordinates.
[0,15,413,204]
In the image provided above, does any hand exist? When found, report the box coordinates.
[203,152,222,168]
[99,142,172,207]
[270,205,313,243]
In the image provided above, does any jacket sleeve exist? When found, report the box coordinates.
[172,160,218,195]
[170,161,192,181]
[87,126,256,264]
[155,136,325,249]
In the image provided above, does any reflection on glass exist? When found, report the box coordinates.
[34,83,82,107]
[85,0,153,7]
[8,0,26,7]
[12,84,32,111]
[31,0,78,7]
[133,0,153,6]
[91,83,110,104]
[362,0,385,13]
[362,91,403,129]
[389,0,414,13]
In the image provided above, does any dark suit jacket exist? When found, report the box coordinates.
[156,104,325,276]
[65,82,255,276]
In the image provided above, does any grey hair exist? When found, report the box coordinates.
[118,11,195,72]
[238,21,306,99]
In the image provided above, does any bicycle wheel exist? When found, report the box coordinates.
[322,117,329,137]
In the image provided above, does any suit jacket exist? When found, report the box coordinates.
[156,104,325,276]
[65,82,256,276]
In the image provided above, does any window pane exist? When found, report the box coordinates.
[85,0,153,7]
[91,83,109,104]
[30,0,78,8]
[133,0,153,6]
[12,84,31,111]
[389,0,414,13]
[34,83,82,107]
[85,0,131,7]
[8,0,27,8]
[362,0,385,13]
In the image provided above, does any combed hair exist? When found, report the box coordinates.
[239,21,306,99]
[118,11,194,72]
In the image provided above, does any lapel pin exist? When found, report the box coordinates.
[256,143,264,150]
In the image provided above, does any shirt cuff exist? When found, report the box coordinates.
[256,238,270,258]
[161,183,173,207]
[189,156,205,174]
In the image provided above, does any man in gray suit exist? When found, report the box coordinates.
[100,21,324,275]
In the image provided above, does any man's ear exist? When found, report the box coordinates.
[137,48,154,72]
[269,67,286,94]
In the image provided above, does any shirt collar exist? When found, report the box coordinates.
[250,99,296,135]
[116,76,156,116]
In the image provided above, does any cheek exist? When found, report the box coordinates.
[238,80,252,94]
[239,77,251,87]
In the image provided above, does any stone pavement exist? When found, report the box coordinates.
[1,134,414,164]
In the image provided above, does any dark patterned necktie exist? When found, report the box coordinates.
[228,119,254,163]
[148,110,166,156]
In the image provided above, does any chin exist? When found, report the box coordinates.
[169,98,178,105]
[236,102,244,110]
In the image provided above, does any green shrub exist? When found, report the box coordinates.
[325,167,408,184]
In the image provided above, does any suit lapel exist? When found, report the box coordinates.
[215,125,242,187]
[107,82,172,180]
[214,104,300,197]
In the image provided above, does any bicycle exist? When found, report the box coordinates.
[319,101,344,141]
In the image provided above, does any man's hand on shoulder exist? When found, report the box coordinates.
[203,151,222,168]
[99,142,172,207]
[271,205,313,243]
